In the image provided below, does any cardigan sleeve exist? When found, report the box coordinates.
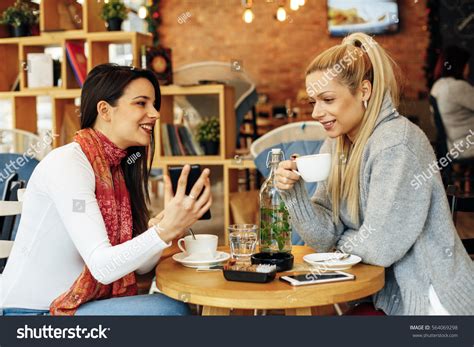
[336,144,433,267]
[278,140,345,252]
[43,145,170,285]
[279,179,345,252]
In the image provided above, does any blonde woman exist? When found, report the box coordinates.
[276,33,473,315]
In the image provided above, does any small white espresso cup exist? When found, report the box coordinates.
[295,153,331,182]
[177,234,218,260]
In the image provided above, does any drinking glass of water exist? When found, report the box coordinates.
[228,224,258,264]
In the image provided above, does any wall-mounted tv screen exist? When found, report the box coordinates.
[328,0,399,36]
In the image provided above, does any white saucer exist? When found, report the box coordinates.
[172,251,230,269]
[303,253,362,270]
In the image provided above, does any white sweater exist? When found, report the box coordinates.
[431,77,474,159]
[0,142,170,310]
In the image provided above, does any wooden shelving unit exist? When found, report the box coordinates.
[153,84,258,241]
[0,0,257,244]
[0,0,153,146]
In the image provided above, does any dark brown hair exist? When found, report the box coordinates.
[434,46,470,81]
[80,63,161,236]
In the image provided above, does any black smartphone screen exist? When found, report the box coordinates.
[168,165,211,220]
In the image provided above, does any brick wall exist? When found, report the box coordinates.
[159,0,429,103]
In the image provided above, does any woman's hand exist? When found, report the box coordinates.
[275,160,301,190]
[148,211,164,229]
[152,165,212,243]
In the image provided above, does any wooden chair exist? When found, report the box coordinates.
[0,180,25,242]
[446,185,474,255]
[0,189,23,273]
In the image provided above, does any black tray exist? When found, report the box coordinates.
[251,252,294,272]
[222,269,276,283]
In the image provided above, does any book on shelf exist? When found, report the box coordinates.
[161,123,172,156]
[27,53,54,88]
[173,125,187,155]
[162,123,205,156]
[166,124,182,156]
[183,125,204,156]
[178,125,197,156]
[65,41,87,87]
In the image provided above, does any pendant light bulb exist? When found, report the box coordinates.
[243,7,254,23]
[276,6,287,22]
[290,0,299,11]
[138,6,148,19]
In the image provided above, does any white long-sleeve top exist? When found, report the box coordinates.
[431,77,474,159]
[0,142,170,310]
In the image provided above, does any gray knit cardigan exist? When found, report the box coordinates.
[279,93,474,315]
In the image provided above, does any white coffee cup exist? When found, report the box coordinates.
[177,234,218,260]
[295,153,331,182]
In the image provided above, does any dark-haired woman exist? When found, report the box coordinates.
[431,46,474,159]
[0,64,212,316]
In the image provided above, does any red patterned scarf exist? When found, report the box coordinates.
[49,128,137,316]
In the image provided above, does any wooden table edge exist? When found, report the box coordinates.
[156,265,385,310]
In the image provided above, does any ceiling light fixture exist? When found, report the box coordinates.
[290,0,299,11]
[276,5,287,22]
[242,0,254,23]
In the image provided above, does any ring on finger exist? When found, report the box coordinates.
[188,194,196,200]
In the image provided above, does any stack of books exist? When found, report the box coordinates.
[161,124,205,156]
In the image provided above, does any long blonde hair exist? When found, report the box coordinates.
[306,33,400,224]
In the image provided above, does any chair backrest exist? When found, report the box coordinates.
[1,173,18,201]
[251,121,327,197]
[251,121,327,158]
[0,183,23,273]
[447,192,474,217]
[0,128,51,160]
[17,188,26,202]
[446,186,474,255]
[1,180,25,241]
[0,154,39,196]
[429,95,448,160]
[0,240,14,260]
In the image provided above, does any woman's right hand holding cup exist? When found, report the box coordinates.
[275,155,301,190]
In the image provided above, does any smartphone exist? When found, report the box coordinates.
[168,165,211,220]
[279,271,355,286]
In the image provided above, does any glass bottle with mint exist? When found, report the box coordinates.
[259,148,292,253]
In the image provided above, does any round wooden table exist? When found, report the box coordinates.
[155,246,385,316]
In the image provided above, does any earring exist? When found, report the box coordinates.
[363,100,368,109]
